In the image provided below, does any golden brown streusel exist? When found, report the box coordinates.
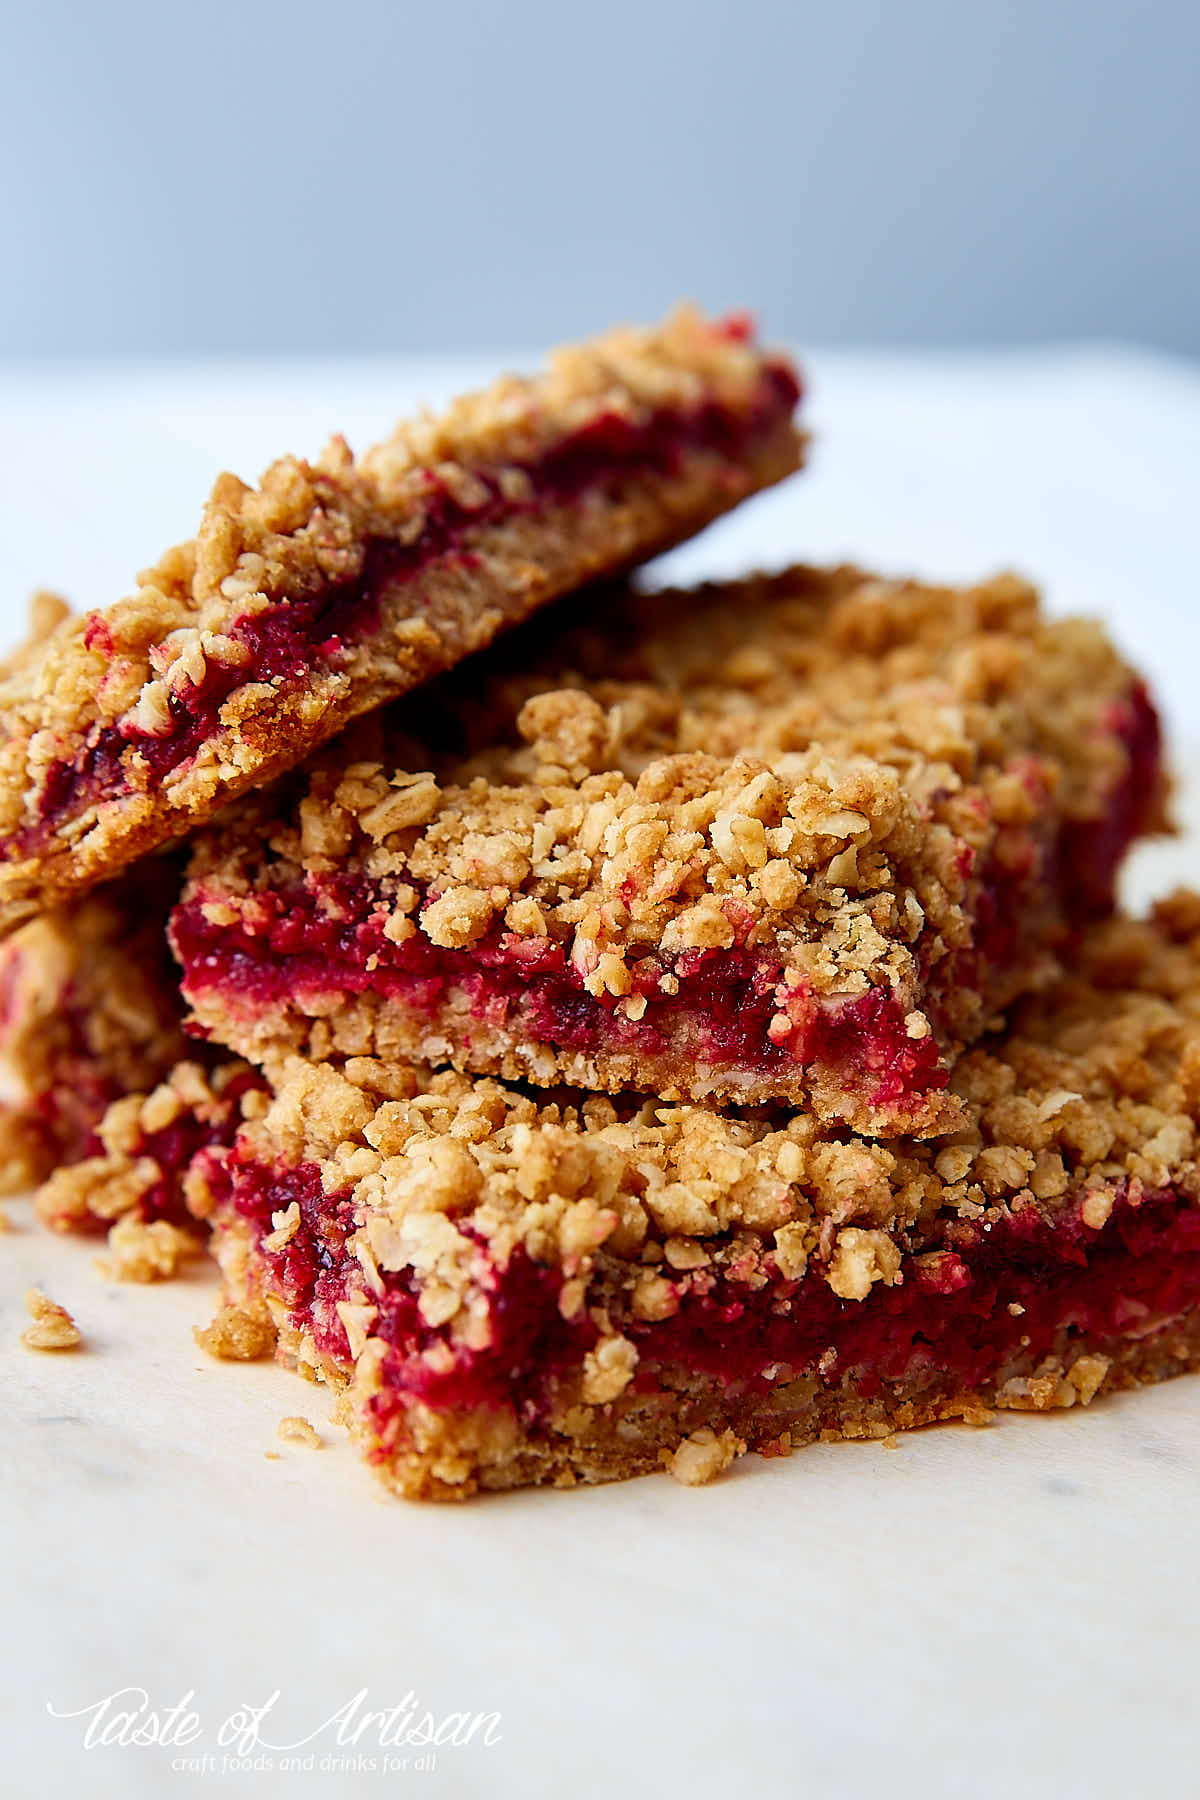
[0,308,802,930]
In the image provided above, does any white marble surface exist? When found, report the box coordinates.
[1,346,1199,1800]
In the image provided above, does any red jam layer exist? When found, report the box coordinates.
[631,1189,1200,1402]
[216,1153,1200,1436]
[14,359,799,855]
[173,877,946,1107]
[1057,682,1163,915]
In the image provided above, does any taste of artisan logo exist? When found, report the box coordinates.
[46,1686,502,1775]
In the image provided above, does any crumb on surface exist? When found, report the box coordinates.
[277,1415,321,1448]
[98,1216,201,1283]
[194,1302,275,1362]
[1068,1353,1113,1405]
[759,1432,794,1459]
[664,1426,745,1486]
[21,1286,81,1351]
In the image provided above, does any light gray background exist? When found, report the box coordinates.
[2,0,1197,358]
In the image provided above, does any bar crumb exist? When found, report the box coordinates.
[278,1416,321,1449]
[664,1427,745,1486]
[21,1286,81,1351]
[194,1303,274,1362]
[98,1217,201,1283]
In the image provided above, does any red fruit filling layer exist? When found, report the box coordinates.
[210,1154,1200,1438]
[13,358,799,856]
[175,880,946,1103]
[1058,683,1163,915]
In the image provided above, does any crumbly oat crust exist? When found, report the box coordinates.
[76,897,1200,1498]
[176,564,1165,1133]
[0,866,191,1195]
[0,309,803,931]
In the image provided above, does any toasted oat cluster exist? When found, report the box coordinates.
[53,898,1200,1497]
[0,308,802,933]
[173,565,1165,1134]
[0,867,191,1195]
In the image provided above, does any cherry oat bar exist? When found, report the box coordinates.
[34,1059,266,1276]
[173,565,1165,1134]
[99,896,1200,1498]
[0,596,191,1190]
[0,869,190,1195]
[0,308,803,932]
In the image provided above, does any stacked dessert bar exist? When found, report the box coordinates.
[8,306,1200,1500]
